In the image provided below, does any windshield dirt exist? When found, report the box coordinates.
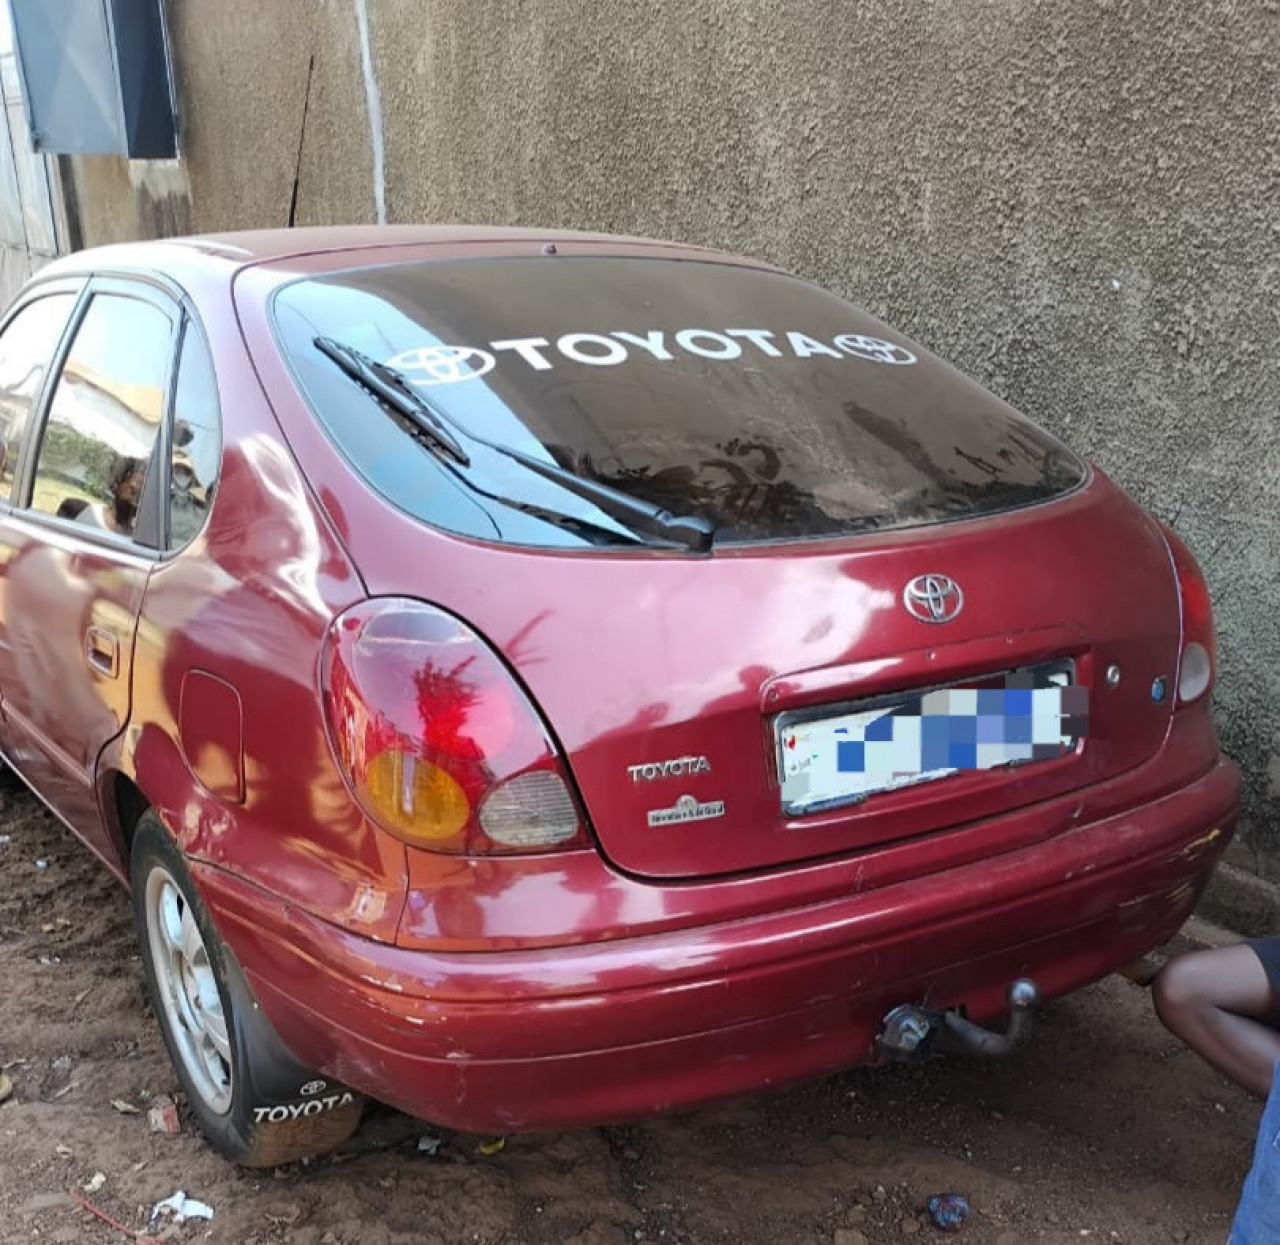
[272,257,1086,547]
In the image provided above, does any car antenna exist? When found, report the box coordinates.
[286,53,316,229]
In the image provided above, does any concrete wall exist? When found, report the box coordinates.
[63,0,1280,896]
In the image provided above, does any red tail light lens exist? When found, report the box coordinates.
[1159,523,1216,705]
[322,599,589,854]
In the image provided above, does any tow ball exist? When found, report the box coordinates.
[877,979,1041,1061]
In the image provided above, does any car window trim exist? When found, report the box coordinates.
[0,276,90,339]
[22,265,189,307]
[159,312,223,557]
[0,278,90,509]
[1,503,167,563]
[16,276,181,554]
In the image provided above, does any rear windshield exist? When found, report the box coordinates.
[272,257,1086,548]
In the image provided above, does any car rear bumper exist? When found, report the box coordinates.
[198,754,1238,1133]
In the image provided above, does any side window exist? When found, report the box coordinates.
[30,293,172,542]
[168,324,221,549]
[0,294,76,499]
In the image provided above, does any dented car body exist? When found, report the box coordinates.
[0,227,1238,1156]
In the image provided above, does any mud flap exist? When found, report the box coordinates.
[220,944,361,1123]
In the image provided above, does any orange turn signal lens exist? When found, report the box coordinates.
[363,751,471,844]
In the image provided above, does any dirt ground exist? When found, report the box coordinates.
[0,775,1260,1245]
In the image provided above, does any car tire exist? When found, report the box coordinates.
[130,812,363,1166]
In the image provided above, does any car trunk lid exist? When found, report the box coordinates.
[494,472,1178,878]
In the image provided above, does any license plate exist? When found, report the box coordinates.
[776,661,1086,816]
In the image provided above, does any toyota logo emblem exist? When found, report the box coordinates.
[834,334,918,366]
[903,574,964,624]
[386,345,497,386]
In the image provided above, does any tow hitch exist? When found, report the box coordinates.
[877,979,1041,1061]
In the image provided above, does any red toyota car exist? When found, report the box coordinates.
[0,227,1238,1165]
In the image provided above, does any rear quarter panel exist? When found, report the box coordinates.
[104,260,407,943]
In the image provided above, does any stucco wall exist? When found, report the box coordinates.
[63,0,1280,878]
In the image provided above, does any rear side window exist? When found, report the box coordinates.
[167,324,221,549]
[273,258,1086,548]
[0,294,76,501]
[30,293,172,541]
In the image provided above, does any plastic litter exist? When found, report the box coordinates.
[151,1191,214,1224]
[927,1193,971,1232]
[477,1136,506,1156]
[110,1098,141,1115]
[35,859,48,870]
[416,1133,443,1156]
[82,1172,106,1194]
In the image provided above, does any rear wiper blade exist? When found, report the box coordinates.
[451,477,652,549]
[480,441,715,553]
[314,336,715,553]
[313,336,471,467]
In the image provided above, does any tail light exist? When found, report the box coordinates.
[322,599,590,854]
[1159,523,1216,705]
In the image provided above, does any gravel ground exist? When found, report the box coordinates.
[0,774,1258,1245]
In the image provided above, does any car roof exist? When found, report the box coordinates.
[35,225,764,287]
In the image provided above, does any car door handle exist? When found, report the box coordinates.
[85,627,120,678]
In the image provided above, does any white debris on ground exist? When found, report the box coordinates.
[150,1190,215,1224]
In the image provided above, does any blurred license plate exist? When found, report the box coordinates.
[776,660,1086,816]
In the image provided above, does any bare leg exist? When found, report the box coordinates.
[1153,944,1280,1098]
